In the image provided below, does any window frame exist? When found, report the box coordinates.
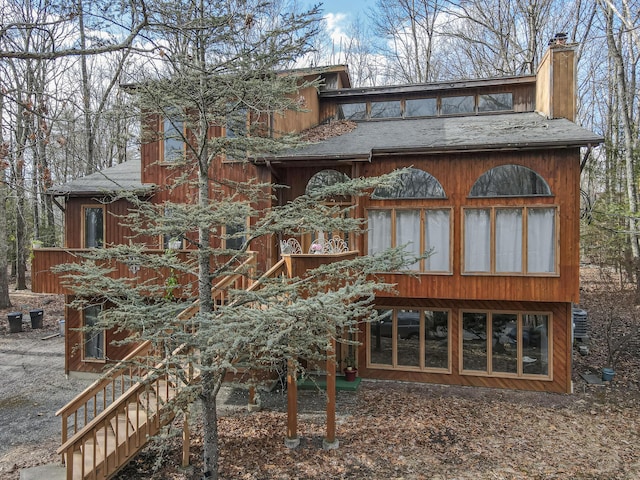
[160,113,186,164]
[224,107,249,162]
[81,205,105,249]
[334,91,515,122]
[367,307,452,373]
[367,207,453,274]
[459,309,552,380]
[440,94,476,115]
[82,304,106,363]
[462,206,559,276]
[223,220,248,251]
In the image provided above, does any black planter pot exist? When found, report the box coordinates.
[29,309,44,329]
[7,312,23,333]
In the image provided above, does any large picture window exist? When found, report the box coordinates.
[463,206,557,275]
[369,308,450,371]
[368,208,451,273]
[83,206,104,248]
[83,304,105,361]
[461,311,550,378]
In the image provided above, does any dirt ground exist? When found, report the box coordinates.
[0,289,93,480]
[1,267,639,479]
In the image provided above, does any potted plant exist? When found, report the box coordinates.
[343,354,358,382]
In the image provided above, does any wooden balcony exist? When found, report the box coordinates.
[282,251,359,279]
[32,248,207,296]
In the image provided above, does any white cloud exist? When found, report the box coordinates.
[324,12,350,46]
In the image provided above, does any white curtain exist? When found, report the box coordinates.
[425,209,450,271]
[396,210,421,269]
[368,210,391,255]
[464,209,490,272]
[527,208,555,273]
[496,209,522,272]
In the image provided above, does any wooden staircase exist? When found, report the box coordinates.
[56,336,197,479]
[56,254,287,479]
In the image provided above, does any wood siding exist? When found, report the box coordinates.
[32,248,199,296]
[274,148,581,304]
[536,46,576,121]
[272,84,320,136]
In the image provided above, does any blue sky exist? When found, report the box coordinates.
[302,0,374,54]
[314,0,372,19]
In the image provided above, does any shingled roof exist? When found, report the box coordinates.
[270,112,604,163]
[48,158,152,196]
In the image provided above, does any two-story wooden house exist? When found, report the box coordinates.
[33,43,602,396]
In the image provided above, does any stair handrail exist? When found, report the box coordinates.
[57,346,198,479]
[56,340,157,446]
[56,252,257,436]
[177,251,257,321]
[57,342,193,455]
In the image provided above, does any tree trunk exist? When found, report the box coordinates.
[78,0,96,175]
[0,175,11,308]
[200,371,219,480]
[604,5,640,297]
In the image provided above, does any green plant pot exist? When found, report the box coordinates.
[602,368,615,382]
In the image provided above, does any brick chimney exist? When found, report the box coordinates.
[536,36,576,121]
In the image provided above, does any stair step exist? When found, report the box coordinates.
[93,422,118,460]
[109,412,132,445]
[125,401,149,429]
[74,441,103,479]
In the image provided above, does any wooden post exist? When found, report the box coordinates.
[323,336,339,450]
[248,385,260,412]
[182,410,190,467]
[285,359,299,448]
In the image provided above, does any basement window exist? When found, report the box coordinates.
[461,311,550,378]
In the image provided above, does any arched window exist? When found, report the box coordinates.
[305,169,350,197]
[302,170,352,253]
[373,168,446,199]
[470,165,551,197]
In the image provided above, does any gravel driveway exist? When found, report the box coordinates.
[0,323,92,478]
